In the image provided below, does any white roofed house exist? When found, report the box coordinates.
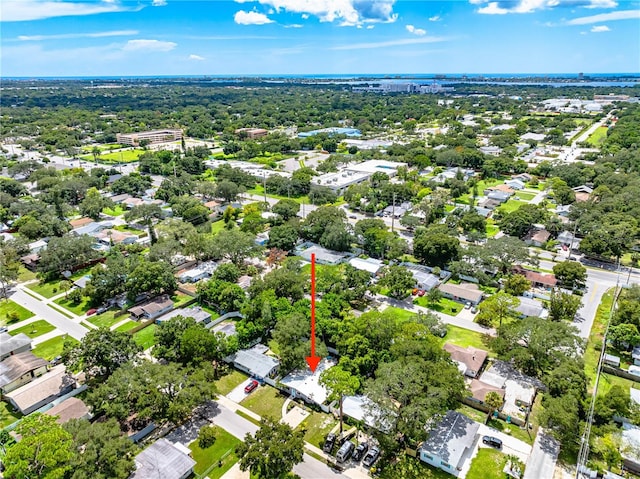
[225,344,279,380]
[348,257,383,277]
[131,438,196,479]
[0,332,32,361]
[280,358,337,410]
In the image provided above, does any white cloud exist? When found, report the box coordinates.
[188,54,205,60]
[331,35,447,50]
[122,39,177,52]
[472,0,619,15]
[1,0,137,22]
[366,25,375,29]
[236,0,397,26]
[17,30,138,41]
[152,0,167,5]
[406,25,427,36]
[283,24,304,28]
[234,10,274,25]
[567,9,640,24]
[429,15,441,21]
[590,24,610,31]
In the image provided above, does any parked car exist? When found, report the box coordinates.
[244,380,259,394]
[336,441,354,463]
[482,436,502,448]
[353,442,368,461]
[470,306,478,314]
[412,288,419,295]
[0,326,8,334]
[362,446,380,467]
[86,308,97,316]
[417,289,426,296]
[323,433,337,453]
[464,301,472,309]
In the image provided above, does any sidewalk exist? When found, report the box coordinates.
[32,329,64,345]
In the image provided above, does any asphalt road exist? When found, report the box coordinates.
[523,429,560,479]
[9,287,89,341]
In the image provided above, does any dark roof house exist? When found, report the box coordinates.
[0,333,32,361]
[0,351,49,394]
[443,343,488,378]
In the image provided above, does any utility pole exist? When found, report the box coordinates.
[263,174,267,208]
[391,192,396,233]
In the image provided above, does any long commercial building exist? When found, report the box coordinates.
[116,129,183,146]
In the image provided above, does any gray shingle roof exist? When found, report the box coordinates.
[0,333,31,358]
[420,411,480,469]
[131,439,196,479]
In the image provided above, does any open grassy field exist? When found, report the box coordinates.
[240,385,286,420]
[81,148,143,163]
[115,320,138,332]
[301,411,338,449]
[379,454,451,479]
[215,369,249,395]
[54,296,92,316]
[436,325,492,351]
[0,401,22,429]
[132,324,157,349]
[384,306,419,322]
[81,143,123,152]
[0,300,35,325]
[497,198,524,214]
[247,185,310,205]
[189,425,241,478]
[86,310,125,329]
[587,126,609,146]
[26,280,62,299]
[466,448,509,479]
[102,205,125,216]
[32,335,79,361]
[515,191,535,201]
[10,319,55,338]
[413,297,463,316]
[17,266,37,282]
[211,220,226,234]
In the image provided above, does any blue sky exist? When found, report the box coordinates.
[1,0,639,76]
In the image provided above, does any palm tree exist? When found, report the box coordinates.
[91,146,101,162]
[484,391,504,424]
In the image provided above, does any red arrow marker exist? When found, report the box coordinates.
[305,253,321,373]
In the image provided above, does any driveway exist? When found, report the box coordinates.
[226,378,255,403]
[477,424,533,463]
[523,429,559,479]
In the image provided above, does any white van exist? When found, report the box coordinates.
[336,441,354,463]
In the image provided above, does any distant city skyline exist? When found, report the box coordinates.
[1,0,639,77]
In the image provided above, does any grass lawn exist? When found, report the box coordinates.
[466,448,508,479]
[0,300,35,325]
[189,425,241,478]
[585,289,617,391]
[211,220,226,234]
[587,126,609,146]
[486,224,500,237]
[81,148,143,163]
[457,403,487,423]
[54,296,92,316]
[486,418,534,445]
[32,335,79,360]
[17,266,37,282]
[10,319,55,338]
[497,199,523,214]
[247,185,310,205]
[413,297,463,316]
[26,281,62,299]
[0,401,22,429]
[240,385,287,420]
[103,205,125,216]
[87,310,125,329]
[436,325,492,351]
[379,454,451,479]
[215,369,249,395]
[515,191,535,201]
[171,292,193,308]
[115,320,138,332]
[133,324,157,349]
[300,411,338,449]
[384,306,420,322]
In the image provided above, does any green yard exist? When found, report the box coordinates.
[247,185,310,205]
[87,310,126,329]
[115,320,138,332]
[0,401,22,429]
[171,292,194,308]
[378,454,451,479]
[486,224,500,237]
[240,385,287,420]
[54,296,92,316]
[17,266,37,282]
[81,148,143,163]
[0,300,35,325]
[497,199,524,214]
[384,306,420,322]
[102,205,125,216]
[587,126,609,146]
[32,335,79,361]
[189,425,242,478]
[132,324,157,349]
[214,370,249,396]
[515,191,535,201]
[436,325,492,351]
[300,411,338,449]
[10,319,55,338]
[211,220,226,234]
[413,297,463,316]
[26,280,62,299]
[466,448,509,479]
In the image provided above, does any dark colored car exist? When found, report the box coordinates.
[244,379,259,393]
[323,433,337,453]
[362,446,380,467]
[353,442,368,461]
[482,436,502,448]
[86,308,97,316]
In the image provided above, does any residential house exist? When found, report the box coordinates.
[95,229,138,246]
[106,173,122,185]
[226,345,279,380]
[486,184,515,195]
[474,206,493,218]
[621,423,640,475]
[131,438,196,479]
[477,198,502,210]
[297,243,350,265]
[122,197,144,209]
[555,205,572,218]
[410,269,440,292]
[280,358,336,408]
[512,173,532,182]
[524,228,551,247]
[513,267,557,290]
[418,410,480,476]
[480,146,503,157]
[156,306,212,325]
[604,354,621,368]
[69,217,94,229]
[632,346,640,366]
[4,365,76,415]
[179,268,210,283]
[443,344,488,378]
[514,296,548,319]
[479,361,543,425]
[0,333,32,361]
[468,379,505,406]
[45,397,91,424]
[341,395,393,432]
[128,295,174,321]
[73,275,91,289]
[109,193,131,204]
[0,351,49,394]
[504,179,525,190]
[348,257,384,277]
[28,239,48,254]
[71,221,113,237]
[556,231,581,249]
[487,191,512,203]
[573,185,593,202]
[438,283,483,306]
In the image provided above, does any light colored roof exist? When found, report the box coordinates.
[132,438,196,479]
[5,365,73,412]
[129,296,173,317]
[342,395,393,432]
[0,351,48,388]
[410,269,440,291]
[469,379,505,402]
[299,244,348,265]
[157,306,211,324]
[229,347,279,379]
[420,411,480,469]
[45,397,90,424]
[444,343,488,378]
[280,358,336,405]
[438,282,483,303]
[69,217,94,228]
[348,257,383,274]
[0,333,31,357]
[515,297,545,318]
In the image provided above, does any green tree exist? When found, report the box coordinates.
[267,224,300,252]
[379,265,415,299]
[413,225,460,268]
[552,261,587,290]
[63,418,136,479]
[212,262,241,283]
[124,203,163,244]
[272,312,327,374]
[272,199,300,221]
[38,235,101,280]
[0,240,20,299]
[237,417,305,479]
[608,323,640,350]
[215,180,241,203]
[211,228,262,266]
[79,187,113,220]
[198,426,217,449]
[426,287,442,308]
[476,292,519,327]
[125,260,177,301]
[548,289,582,322]
[197,279,246,313]
[502,274,530,296]
[91,146,101,162]
[59,279,73,299]
[63,327,142,380]
[3,413,74,479]
[539,394,582,455]
[319,366,360,433]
